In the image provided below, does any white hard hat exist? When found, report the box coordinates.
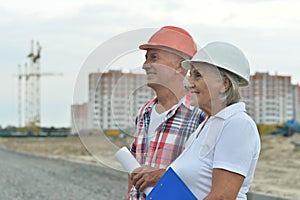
[182,41,250,86]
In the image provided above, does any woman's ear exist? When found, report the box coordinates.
[222,76,232,92]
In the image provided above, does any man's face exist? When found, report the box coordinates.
[142,48,181,89]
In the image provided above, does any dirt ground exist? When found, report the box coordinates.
[250,134,300,199]
[1,134,300,199]
[0,136,96,163]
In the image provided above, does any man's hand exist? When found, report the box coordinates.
[130,166,165,192]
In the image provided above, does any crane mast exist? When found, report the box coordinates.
[17,40,62,135]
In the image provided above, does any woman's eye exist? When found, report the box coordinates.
[196,72,202,77]
[192,71,202,79]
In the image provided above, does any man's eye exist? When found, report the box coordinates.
[151,55,158,60]
[145,54,158,61]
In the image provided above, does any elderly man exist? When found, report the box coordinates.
[127,26,205,200]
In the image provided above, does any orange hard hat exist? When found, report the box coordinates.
[139,26,197,59]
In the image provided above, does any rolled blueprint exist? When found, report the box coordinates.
[115,146,153,195]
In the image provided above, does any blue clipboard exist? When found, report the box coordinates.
[146,167,197,200]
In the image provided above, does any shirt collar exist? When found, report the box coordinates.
[144,91,194,114]
[144,98,158,113]
[213,102,246,120]
[180,91,194,111]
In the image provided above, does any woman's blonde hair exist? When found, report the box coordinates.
[219,68,242,106]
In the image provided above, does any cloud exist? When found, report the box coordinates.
[1,0,300,126]
[224,0,280,3]
[156,0,300,29]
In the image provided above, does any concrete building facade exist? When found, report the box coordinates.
[241,72,296,124]
[71,103,89,134]
[89,70,154,131]
[293,84,300,123]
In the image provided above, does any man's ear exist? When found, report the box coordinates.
[176,66,186,74]
[176,58,185,74]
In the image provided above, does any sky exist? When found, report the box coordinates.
[1,0,300,127]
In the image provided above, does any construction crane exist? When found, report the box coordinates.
[18,40,63,135]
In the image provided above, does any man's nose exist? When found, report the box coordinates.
[142,63,151,70]
[184,75,195,89]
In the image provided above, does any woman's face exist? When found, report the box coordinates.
[187,63,226,115]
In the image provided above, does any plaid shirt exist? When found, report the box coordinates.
[129,93,206,199]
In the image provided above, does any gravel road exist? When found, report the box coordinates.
[0,148,128,200]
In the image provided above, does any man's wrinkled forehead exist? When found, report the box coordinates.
[146,48,169,54]
[145,48,183,60]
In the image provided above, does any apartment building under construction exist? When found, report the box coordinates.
[241,72,300,124]
[88,70,154,131]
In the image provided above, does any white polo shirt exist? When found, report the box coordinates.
[170,102,261,200]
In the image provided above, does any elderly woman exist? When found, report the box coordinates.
[168,41,261,200]
[131,41,261,200]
